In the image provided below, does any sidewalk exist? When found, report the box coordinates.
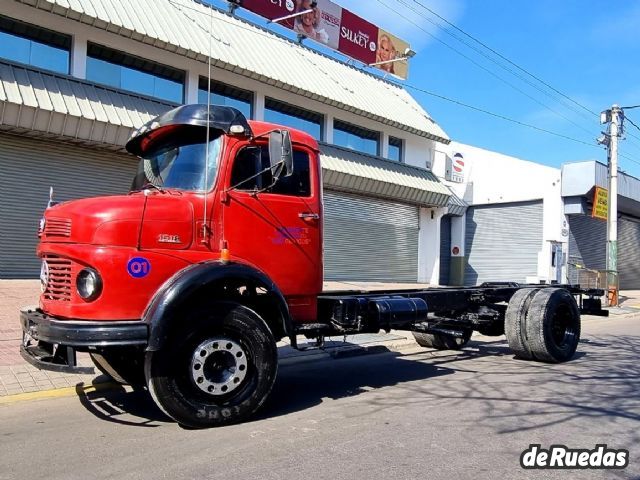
[1,280,638,397]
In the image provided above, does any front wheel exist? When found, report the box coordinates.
[145,303,278,428]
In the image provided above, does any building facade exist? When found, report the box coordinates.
[0,0,462,282]
[434,142,640,289]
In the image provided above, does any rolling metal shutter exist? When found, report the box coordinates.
[619,217,640,289]
[0,134,137,278]
[567,215,606,284]
[464,201,543,285]
[439,215,451,285]
[323,191,419,282]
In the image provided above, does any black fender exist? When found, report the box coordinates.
[144,261,292,351]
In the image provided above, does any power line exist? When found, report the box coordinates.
[169,1,602,153]
[625,115,640,134]
[406,0,600,119]
[622,104,640,110]
[376,0,596,138]
[395,82,599,148]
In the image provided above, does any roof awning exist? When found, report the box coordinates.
[320,143,450,207]
[0,60,171,149]
[445,188,468,216]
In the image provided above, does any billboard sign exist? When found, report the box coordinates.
[237,0,411,79]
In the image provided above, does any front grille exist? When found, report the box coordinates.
[44,217,72,238]
[43,255,73,302]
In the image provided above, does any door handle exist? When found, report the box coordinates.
[298,212,320,220]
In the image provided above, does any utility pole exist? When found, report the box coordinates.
[601,105,623,306]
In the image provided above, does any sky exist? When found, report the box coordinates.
[207,0,640,178]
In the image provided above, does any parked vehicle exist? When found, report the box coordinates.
[21,105,605,427]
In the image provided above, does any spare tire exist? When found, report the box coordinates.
[525,288,581,363]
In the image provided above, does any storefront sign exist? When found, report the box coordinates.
[238,0,411,79]
[592,187,608,220]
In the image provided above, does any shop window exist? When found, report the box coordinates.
[265,98,323,140]
[0,15,70,74]
[231,146,311,197]
[198,78,253,118]
[388,136,403,162]
[334,119,379,156]
[86,43,184,103]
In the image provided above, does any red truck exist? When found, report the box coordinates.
[21,104,605,427]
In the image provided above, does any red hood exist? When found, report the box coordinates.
[41,194,145,247]
[41,192,195,249]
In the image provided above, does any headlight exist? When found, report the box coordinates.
[76,268,102,301]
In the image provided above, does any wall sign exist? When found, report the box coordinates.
[592,187,608,220]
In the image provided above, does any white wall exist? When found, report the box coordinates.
[434,141,567,283]
[418,207,447,284]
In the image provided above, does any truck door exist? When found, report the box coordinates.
[222,144,322,322]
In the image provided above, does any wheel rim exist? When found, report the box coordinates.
[189,337,248,396]
[550,305,577,349]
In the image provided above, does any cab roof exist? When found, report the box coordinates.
[125,104,318,157]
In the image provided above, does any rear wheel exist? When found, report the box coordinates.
[525,288,581,363]
[90,347,146,386]
[505,288,540,360]
[413,329,472,350]
[145,303,278,428]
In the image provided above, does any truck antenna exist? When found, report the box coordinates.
[202,2,213,244]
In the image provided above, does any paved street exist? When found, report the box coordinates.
[1,313,638,480]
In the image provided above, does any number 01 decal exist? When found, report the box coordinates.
[127,257,151,278]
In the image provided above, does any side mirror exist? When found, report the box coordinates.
[268,130,294,180]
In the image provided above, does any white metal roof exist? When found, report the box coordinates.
[16,0,450,143]
[0,60,171,148]
[0,59,452,207]
[320,143,451,207]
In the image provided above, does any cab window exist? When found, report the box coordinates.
[231,146,311,197]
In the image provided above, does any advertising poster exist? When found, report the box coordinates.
[592,187,608,220]
[240,0,296,28]
[293,0,342,50]
[337,8,378,65]
[240,0,411,80]
[375,29,409,79]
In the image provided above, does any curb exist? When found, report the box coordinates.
[0,379,121,405]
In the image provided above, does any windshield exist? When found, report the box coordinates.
[131,129,222,192]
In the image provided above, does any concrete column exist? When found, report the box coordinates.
[185,70,200,104]
[253,92,265,121]
[70,33,88,79]
[381,131,389,159]
[417,207,446,284]
[449,214,466,286]
[323,113,334,144]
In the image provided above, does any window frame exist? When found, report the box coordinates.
[86,42,185,102]
[333,119,380,156]
[198,77,254,118]
[264,97,324,140]
[229,144,313,198]
[388,136,404,162]
[0,15,71,74]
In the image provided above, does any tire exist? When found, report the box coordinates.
[505,288,540,360]
[145,303,278,428]
[413,329,472,350]
[525,288,581,363]
[90,347,146,386]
